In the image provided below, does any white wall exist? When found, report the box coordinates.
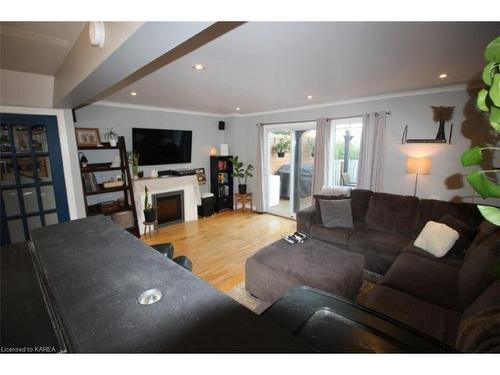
[74,103,226,205]
[225,86,499,205]
[0,69,54,108]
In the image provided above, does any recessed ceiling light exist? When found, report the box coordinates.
[306,95,313,99]
[439,73,448,79]
[130,92,137,96]
[236,107,241,111]
[193,64,206,71]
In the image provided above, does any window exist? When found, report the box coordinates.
[328,117,363,187]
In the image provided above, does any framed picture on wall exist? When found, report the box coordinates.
[75,128,101,147]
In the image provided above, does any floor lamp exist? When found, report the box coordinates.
[406,157,431,197]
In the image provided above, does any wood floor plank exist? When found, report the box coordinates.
[142,211,296,292]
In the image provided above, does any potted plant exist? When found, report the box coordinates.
[128,151,140,180]
[143,186,156,222]
[274,137,291,158]
[229,156,254,194]
[104,127,119,147]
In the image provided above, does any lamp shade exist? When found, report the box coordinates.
[406,157,431,175]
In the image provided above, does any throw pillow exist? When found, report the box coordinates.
[319,199,354,229]
[314,193,349,216]
[413,221,459,258]
[439,214,479,258]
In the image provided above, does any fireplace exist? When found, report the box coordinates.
[153,190,184,228]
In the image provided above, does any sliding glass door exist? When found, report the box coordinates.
[266,122,316,219]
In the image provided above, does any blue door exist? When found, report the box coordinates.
[1,113,70,245]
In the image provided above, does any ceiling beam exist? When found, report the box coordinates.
[74,21,245,110]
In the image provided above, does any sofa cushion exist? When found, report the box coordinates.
[465,220,499,260]
[461,281,500,323]
[415,199,483,237]
[458,231,500,308]
[319,199,354,228]
[380,252,461,311]
[402,244,464,268]
[457,281,500,353]
[413,221,459,258]
[359,285,461,347]
[364,192,418,235]
[309,223,352,247]
[350,189,373,228]
[349,229,410,274]
[349,229,410,258]
[439,215,478,258]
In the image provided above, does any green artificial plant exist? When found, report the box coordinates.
[229,156,254,186]
[461,36,500,226]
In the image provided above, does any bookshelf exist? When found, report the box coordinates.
[210,155,233,212]
[77,136,139,236]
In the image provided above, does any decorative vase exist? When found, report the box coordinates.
[144,209,156,223]
[238,184,247,194]
[277,152,285,158]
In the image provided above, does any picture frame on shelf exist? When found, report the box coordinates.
[75,128,101,147]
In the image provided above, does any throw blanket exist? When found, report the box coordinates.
[320,186,352,197]
[456,307,500,353]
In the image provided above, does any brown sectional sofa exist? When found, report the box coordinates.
[297,189,485,274]
[297,190,500,351]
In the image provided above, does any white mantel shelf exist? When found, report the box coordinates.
[132,175,201,234]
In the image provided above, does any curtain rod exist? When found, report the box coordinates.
[256,111,391,126]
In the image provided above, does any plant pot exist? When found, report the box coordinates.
[277,152,285,158]
[238,184,247,194]
[109,138,118,147]
[144,209,156,223]
[311,153,315,157]
[138,171,144,178]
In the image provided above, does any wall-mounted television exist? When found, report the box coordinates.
[132,128,192,165]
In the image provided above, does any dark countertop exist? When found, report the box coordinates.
[28,216,312,353]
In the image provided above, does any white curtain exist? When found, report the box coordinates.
[357,111,387,191]
[254,124,269,212]
[312,118,332,195]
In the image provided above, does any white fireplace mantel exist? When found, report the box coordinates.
[132,175,201,234]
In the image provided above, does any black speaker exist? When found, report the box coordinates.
[218,121,225,130]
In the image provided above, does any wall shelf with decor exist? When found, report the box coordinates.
[77,136,139,236]
[210,155,234,212]
[401,124,454,145]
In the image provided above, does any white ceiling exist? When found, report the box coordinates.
[105,22,500,115]
[0,22,85,75]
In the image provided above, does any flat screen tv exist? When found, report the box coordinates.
[132,128,192,165]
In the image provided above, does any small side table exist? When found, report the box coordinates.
[143,220,156,236]
[235,193,253,212]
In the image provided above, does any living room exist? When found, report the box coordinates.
[1,1,499,373]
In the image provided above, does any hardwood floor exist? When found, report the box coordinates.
[141,211,297,292]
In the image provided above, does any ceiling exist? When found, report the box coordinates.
[0,22,85,75]
[104,22,500,115]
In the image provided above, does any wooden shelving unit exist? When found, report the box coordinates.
[210,155,233,212]
[77,136,139,236]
